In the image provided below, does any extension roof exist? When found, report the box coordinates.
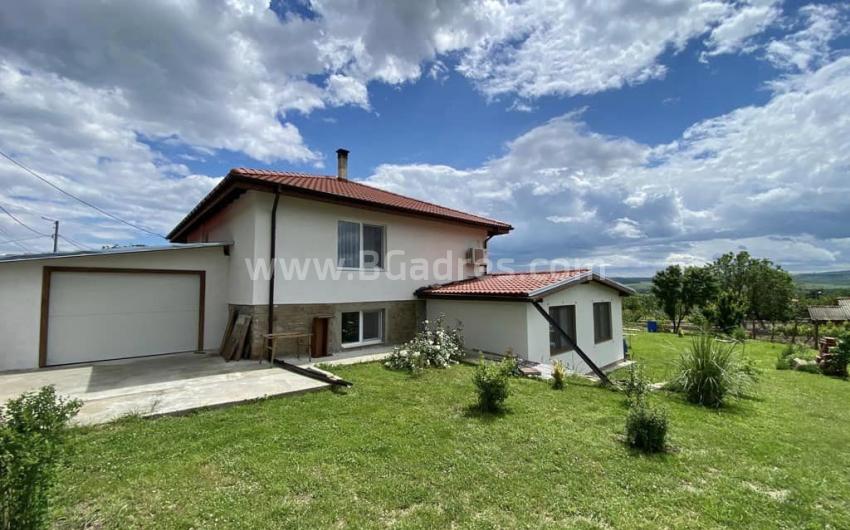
[417,270,634,301]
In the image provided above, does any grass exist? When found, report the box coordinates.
[50,334,850,529]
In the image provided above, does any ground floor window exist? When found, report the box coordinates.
[341,309,384,346]
[549,304,577,355]
[593,301,612,343]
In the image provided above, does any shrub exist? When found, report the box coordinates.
[625,401,668,453]
[622,363,650,405]
[472,356,516,412]
[385,315,464,372]
[776,343,813,370]
[1,386,81,530]
[671,335,758,408]
[731,326,748,343]
[551,360,566,390]
[818,332,850,377]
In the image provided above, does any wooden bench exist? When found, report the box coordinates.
[264,332,312,363]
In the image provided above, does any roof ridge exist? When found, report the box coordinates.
[342,178,511,228]
[489,269,590,275]
[231,167,510,228]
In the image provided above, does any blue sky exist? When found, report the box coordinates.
[0,0,849,274]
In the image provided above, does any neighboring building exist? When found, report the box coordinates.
[808,298,850,345]
[0,149,631,375]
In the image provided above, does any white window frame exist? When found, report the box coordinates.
[340,309,385,347]
[336,219,386,271]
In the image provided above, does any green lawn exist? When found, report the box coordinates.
[51,334,849,529]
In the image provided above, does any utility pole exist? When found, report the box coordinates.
[42,217,59,253]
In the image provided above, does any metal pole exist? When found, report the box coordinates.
[531,300,611,386]
[52,220,58,253]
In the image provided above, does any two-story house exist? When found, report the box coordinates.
[0,149,631,375]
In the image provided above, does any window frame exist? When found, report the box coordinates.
[340,309,385,347]
[549,304,577,356]
[593,301,613,344]
[336,219,386,271]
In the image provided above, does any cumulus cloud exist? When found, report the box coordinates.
[365,54,850,273]
[701,0,783,58]
[0,0,840,263]
[764,3,850,72]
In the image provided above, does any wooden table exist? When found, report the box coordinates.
[264,332,312,363]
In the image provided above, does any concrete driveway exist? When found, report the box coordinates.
[0,352,328,425]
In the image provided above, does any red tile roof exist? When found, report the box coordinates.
[419,270,591,298]
[168,168,512,241]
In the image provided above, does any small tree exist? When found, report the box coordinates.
[704,290,747,334]
[651,265,716,333]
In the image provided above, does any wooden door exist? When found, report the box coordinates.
[311,317,329,357]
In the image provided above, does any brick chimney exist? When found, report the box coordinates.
[336,148,349,180]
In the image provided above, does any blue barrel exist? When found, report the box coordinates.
[647,320,658,333]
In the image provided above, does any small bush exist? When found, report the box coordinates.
[551,360,566,390]
[385,315,464,372]
[731,327,748,343]
[671,335,758,408]
[625,401,668,453]
[776,343,813,370]
[472,356,516,412]
[1,386,81,530]
[621,363,650,405]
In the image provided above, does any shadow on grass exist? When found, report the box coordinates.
[461,403,510,422]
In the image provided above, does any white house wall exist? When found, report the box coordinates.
[527,282,625,372]
[187,191,260,305]
[257,194,489,305]
[426,299,529,358]
[0,246,229,371]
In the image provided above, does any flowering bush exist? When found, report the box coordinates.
[384,316,465,372]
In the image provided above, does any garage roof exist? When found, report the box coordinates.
[0,242,229,264]
[417,270,634,300]
[168,168,513,242]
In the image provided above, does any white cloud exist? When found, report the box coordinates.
[365,54,850,272]
[765,4,850,72]
[702,0,782,58]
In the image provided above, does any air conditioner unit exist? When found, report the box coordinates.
[466,247,487,264]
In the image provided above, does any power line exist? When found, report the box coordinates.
[0,234,51,246]
[0,223,34,252]
[58,234,93,251]
[0,202,50,237]
[0,149,166,239]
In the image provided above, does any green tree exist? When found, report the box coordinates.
[710,251,795,338]
[705,290,747,334]
[651,265,717,333]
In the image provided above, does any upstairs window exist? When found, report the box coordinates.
[549,305,577,355]
[337,221,385,269]
[593,301,613,343]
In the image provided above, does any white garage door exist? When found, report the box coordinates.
[46,271,201,366]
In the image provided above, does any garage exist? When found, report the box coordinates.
[0,243,230,372]
[41,267,205,366]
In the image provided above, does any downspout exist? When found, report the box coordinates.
[530,300,612,386]
[268,191,280,337]
[264,190,351,388]
[483,233,495,275]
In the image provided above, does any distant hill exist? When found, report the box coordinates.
[612,277,653,293]
[792,270,850,290]
[614,270,850,293]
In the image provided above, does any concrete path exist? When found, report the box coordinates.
[0,352,327,425]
